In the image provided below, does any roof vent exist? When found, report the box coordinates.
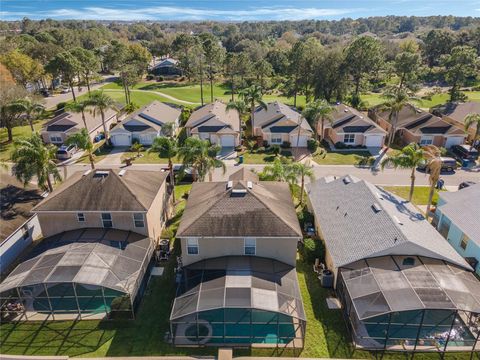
[83,169,92,176]
[372,203,382,213]
[360,116,364,119]
[393,216,403,225]
[226,181,233,190]
[93,170,109,178]
[343,176,351,184]
[231,189,247,197]
[118,169,127,176]
[247,181,253,189]
[376,192,384,200]
[344,109,349,112]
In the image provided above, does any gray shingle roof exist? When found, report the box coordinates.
[438,184,480,246]
[33,169,168,212]
[176,180,302,238]
[306,176,469,269]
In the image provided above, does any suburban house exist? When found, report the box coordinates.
[253,101,313,147]
[110,101,181,146]
[185,100,240,148]
[371,104,466,148]
[150,57,181,76]
[306,175,480,353]
[323,104,387,148]
[41,108,119,144]
[433,102,480,141]
[170,168,306,348]
[0,169,170,321]
[434,183,480,275]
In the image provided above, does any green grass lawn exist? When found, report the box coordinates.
[383,185,442,206]
[77,140,113,164]
[240,150,293,164]
[361,91,480,110]
[101,81,305,108]
[119,150,179,164]
[0,121,45,161]
[312,150,371,165]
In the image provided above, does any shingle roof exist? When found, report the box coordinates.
[306,176,469,270]
[32,169,168,212]
[176,180,302,238]
[437,184,480,246]
[185,101,239,133]
[228,167,259,182]
[330,104,386,135]
[253,102,313,134]
[441,101,480,125]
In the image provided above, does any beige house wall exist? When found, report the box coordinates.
[145,180,170,242]
[37,211,149,238]
[327,131,365,146]
[443,116,476,140]
[180,236,299,267]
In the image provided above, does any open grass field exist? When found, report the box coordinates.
[101,81,306,108]
[361,91,480,110]
[312,150,372,165]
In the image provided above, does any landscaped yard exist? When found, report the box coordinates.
[239,149,293,164]
[0,121,45,161]
[383,185,443,206]
[312,150,372,165]
[77,140,113,164]
[120,150,178,164]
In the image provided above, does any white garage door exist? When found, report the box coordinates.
[445,136,464,149]
[220,135,235,147]
[112,134,131,146]
[140,134,155,145]
[365,135,384,147]
[291,135,308,147]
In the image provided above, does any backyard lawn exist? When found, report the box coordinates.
[312,150,372,165]
[383,185,442,206]
[0,121,45,161]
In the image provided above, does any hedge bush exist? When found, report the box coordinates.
[302,238,325,263]
[307,139,319,152]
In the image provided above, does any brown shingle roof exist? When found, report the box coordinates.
[228,167,259,182]
[253,101,313,133]
[176,180,302,238]
[440,102,480,126]
[185,101,239,133]
[330,104,386,135]
[32,169,167,212]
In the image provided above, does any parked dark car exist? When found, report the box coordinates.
[94,133,105,143]
[162,165,194,183]
[417,157,457,172]
[56,144,77,160]
[450,144,479,162]
[39,88,50,97]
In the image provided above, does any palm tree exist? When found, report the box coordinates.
[380,87,420,147]
[11,133,61,192]
[289,161,315,205]
[161,122,176,138]
[65,99,91,131]
[130,142,144,157]
[381,143,424,202]
[423,145,442,220]
[302,100,335,142]
[149,137,178,201]
[8,97,45,132]
[205,144,226,182]
[464,113,480,151]
[260,158,297,183]
[88,91,118,141]
[226,100,248,141]
[239,85,267,133]
[65,128,96,170]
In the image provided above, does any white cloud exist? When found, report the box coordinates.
[7,5,358,21]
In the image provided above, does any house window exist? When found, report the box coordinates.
[77,213,85,222]
[133,213,145,228]
[402,257,415,266]
[460,234,469,250]
[244,238,256,255]
[101,213,113,228]
[343,134,355,144]
[50,135,62,143]
[271,136,282,144]
[187,238,199,255]
[420,137,433,145]
[438,218,450,239]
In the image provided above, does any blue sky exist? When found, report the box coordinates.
[1,0,479,21]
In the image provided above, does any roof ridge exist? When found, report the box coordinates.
[249,184,302,237]
[113,171,149,211]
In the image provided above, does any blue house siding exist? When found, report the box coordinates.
[436,207,480,275]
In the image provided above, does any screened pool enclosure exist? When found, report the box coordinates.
[0,229,154,321]
[170,256,306,349]
[337,255,480,353]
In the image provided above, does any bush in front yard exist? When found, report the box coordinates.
[307,139,319,152]
[281,141,291,148]
[335,141,347,149]
[302,237,325,263]
[270,144,281,156]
